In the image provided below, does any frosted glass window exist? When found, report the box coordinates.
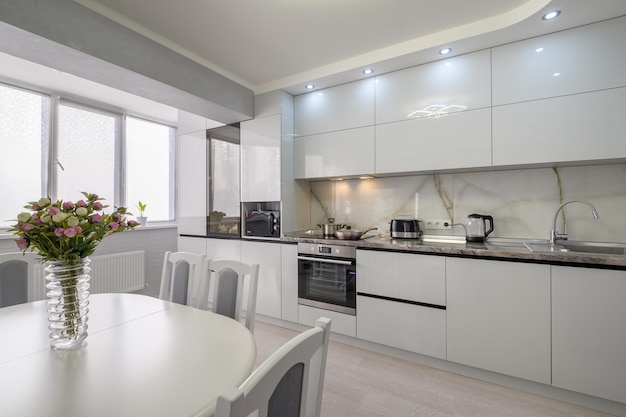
[126,117,175,222]
[56,103,117,203]
[211,138,240,217]
[0,84,48,229]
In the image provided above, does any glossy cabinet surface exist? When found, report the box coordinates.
[240,241,282,319]
[280,244,298,323]
[298,304,356,337]
[294,78,375,137]
[294,126,375,179]
[177,236,207,255]
[493,87,626,166]
[493,16,626,106]
[446,258,551,384]
[376,49,491,124]
[376,108,491,174]
[552,266,626,403]
[177,130,207,236]
[241,115,281,201]
[357,250,445,305]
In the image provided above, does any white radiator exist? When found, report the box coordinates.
[30,251,145,301]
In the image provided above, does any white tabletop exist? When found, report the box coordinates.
[0,293,257,417]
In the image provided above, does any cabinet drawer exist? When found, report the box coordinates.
[357,295,446,359]
[357,250,445,306]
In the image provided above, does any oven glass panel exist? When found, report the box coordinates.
[298,257,356,309]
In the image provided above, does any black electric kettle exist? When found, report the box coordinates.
[465,213,494,243]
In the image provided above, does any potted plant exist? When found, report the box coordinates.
[136,201,147,226]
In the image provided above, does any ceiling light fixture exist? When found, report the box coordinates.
[305,84,315,90]
[362,68,374,75]
[439,47,452,55]
[542,10,561,20]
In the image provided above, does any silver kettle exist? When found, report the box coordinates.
[466,213,494,243]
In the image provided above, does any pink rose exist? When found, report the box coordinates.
[21,223,34,231]
[127,220,138,226]
[34,219,43,225]
[93,202,103,210]
[113,213,122,222]
[64,227,79,238]
[62,201,74,210]
[76,200,87,207]
[16,237,28,250]
[91,213,102,223]
[109,222,120,231]
[54,227,65,237]
[31,204,39,211]
[49,207,60,216]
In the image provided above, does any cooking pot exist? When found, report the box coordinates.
[334,227,377,240]
[317,218,346,236]
[390,217,421,239]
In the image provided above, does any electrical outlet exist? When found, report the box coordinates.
[424,219,452,230]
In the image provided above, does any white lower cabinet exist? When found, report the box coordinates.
[240,241,282,319]
[298,305,356,337]
[280,244,298,323]
[446,258,551,384]
[552,266,626,403]
[177,236,207,255]
[357,295,446,359]
[356,250,446,358]
[206,238,241,261]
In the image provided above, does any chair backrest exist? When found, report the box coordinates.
[208,260,259,334]
[159,251,209,309]
[0,252,40,307]
[215,317,332,417]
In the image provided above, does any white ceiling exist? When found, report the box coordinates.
[73,0,626,95]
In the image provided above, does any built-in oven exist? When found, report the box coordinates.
[297,243,356,315]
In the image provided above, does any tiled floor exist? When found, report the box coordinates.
[253,320,616,417]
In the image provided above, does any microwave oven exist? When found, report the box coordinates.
[245,210,280,238]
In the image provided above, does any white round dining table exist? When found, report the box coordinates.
[0,293,257,417]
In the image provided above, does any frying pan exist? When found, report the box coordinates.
[334,227,377,240]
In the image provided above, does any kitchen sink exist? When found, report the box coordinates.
[527,241,626,256]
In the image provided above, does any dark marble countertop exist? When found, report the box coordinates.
[282,231,626,269]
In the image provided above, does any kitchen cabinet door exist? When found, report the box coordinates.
[177,236,207,255]
[492,16,626,106]
[446,258,551,384]
[375,49,491,125]
[177,130,207,236]
[294,126,375,179]
[375,108,491,175]
[357,250,445,305]
[240,241,282,319]
[492,87,626,167]
[294,78,375,137]
[357,295,446,359]
[552,266,626,403]
[280,243,298,323]
[241,115,281,202]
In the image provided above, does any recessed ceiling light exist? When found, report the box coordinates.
[542,10,561,20]
[305,84,315,90]
[439,48,452,55]
[362,68,374,75]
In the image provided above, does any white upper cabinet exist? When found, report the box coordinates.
[492,16,626,105]
[177,130,207,236]
[376,108,492,174]
[294,126,375,179]
[294,78,375,136]
[493,87,626,166]
[375,49,491,124]
[241,115,281,202]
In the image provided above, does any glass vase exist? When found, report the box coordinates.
[45,258,91,349]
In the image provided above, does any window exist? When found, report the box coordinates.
[0,84,49,229]
[126,117,175,221]
[0,81,175,230]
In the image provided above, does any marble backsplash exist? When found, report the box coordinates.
[309,163,626,243]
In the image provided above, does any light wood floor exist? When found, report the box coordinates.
[253,321,615,417]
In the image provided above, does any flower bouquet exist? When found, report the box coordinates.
[9,192,138,349]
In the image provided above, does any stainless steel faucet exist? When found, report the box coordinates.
[550,200,600,247]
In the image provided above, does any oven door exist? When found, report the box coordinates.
[297,254,356,315]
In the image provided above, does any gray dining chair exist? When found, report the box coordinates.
[215,317,332,417]
[0,252,40,307]
[159,251,209,309]
[208,260,260,334]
